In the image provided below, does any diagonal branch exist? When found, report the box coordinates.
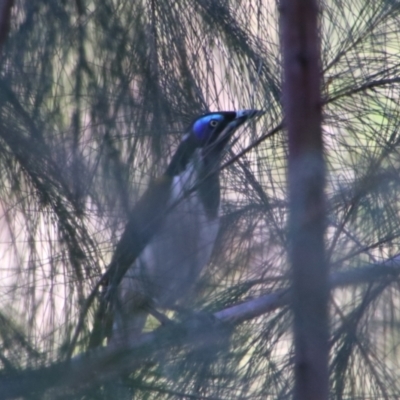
[2,254,400,400]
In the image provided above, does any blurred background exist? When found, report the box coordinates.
[1,0,400,398]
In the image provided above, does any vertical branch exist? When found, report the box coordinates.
[280,1,329,400]
[0,0,13,51]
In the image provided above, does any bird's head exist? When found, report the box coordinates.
[166,109,263,176]
[191,109,262,152]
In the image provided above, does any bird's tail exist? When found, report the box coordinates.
[88,284,114,349]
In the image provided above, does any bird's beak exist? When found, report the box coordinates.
[232,109,265,127]
[218,109,264,144]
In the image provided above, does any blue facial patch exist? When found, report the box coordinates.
[192,113,224,141]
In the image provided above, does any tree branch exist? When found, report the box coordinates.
[1,255,400,399]
[0,0,13,51]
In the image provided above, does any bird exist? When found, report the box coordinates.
[92,109,263,346]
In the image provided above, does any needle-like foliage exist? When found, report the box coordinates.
[1,0,400,399]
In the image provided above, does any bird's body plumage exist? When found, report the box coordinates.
[92,109,263,345]
[115,157,220,338]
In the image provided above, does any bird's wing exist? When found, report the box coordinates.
[89,175,173,348]
[108,175,173,288]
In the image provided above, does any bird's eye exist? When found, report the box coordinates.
[209,119,218,127]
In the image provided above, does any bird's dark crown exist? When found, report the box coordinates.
[190,111,237,147]
[166,109,262,177]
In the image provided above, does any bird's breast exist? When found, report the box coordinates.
[135,164,220,307]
